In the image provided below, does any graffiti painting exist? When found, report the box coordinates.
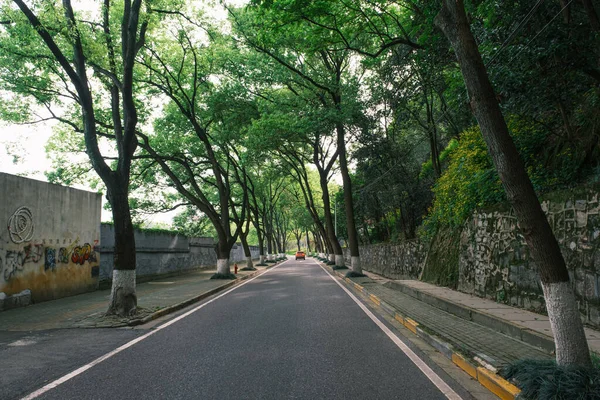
[7,206,34,244]
[23,244,43,264]
[45,248,56,271]
[58,247,69,263]
[4,250,25,281]
[71,243,96,265]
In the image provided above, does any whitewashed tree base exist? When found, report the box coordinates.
[542,281,591,366]
[246,257,254,269]
[335,255,344,267]
[107,269,137,316]
[217,259,230,275]
[351,256,362,274]
[259,255,265,264]
[329,254,335,263]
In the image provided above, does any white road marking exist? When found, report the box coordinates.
[318,262,463,400]
[20,260,290,400]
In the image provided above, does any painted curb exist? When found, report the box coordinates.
[324,263,522,400]
[127,261,280,327]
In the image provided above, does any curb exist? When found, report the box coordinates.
[127,261,281,327]
[385,281,555,354]
[332,265,521,400]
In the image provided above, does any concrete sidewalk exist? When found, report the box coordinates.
[0,260,280,331]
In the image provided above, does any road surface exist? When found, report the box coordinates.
[7,258,472,400]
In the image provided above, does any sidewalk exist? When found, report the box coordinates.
[0,260,279,331]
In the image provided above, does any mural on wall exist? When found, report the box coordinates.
[71,243,96,265]
[1,241,99,282]
[8,206,34,244]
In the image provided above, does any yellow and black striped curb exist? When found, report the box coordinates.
[330,266,521,400]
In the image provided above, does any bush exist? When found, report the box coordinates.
[210,273,236,280]
[422,116,578,237]
[501,358,600,399]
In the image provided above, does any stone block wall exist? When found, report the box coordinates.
[346,186,600,328]
[343,240,426,279]
[458,189,600,325]
[0,173,102,303]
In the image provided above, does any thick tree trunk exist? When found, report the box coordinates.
[240,232,255,270]
[214,238,232,276]
[106,189,137,316]
[319,174,344,261]
[336,122,363,275]
[306,230,312,253]
[436,0,591,367]
[257,232,266,265]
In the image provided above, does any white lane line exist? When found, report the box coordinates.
[21,260,290,400]
[319,265,463,400]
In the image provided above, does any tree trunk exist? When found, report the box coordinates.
[306,230,312,253]
[319,173,344,265]
[257,229,266,264]
[215,237,232,276]
[582,0,600,31]
[436,0,591,367]
[106,188,137,316]
[336,122,363,275]
[240,232,255,270]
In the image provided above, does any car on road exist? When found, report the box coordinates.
[295,251,305,260]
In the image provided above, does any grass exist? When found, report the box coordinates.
[255,263,268,267]
[332,265,348,270]
[240,266,256,271]
[210,273,236,280]
[501,357,600,399]
[345,271,366,278]
[265,260,277,263]
[326,261,336,265]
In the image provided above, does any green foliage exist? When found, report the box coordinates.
[423,125,503,231]
[210,273,237,280]
[423,116,583,235]
[501,358,600,400]
[345,271,366,278]
[420,139,458,179]
[172,207,217,239]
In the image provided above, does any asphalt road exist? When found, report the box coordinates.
[13,259,470,400]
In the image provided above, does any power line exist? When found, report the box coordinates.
[485,0,545,68]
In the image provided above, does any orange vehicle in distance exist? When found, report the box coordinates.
[295,251,305,260]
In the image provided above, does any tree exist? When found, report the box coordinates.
[0,0,149,316]
[230,3,367,276]
[436,0,591,367]
[135,14,252,278]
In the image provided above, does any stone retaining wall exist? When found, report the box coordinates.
[343,240,427,280]
[459,188,600,325]
[345,186,600,328]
